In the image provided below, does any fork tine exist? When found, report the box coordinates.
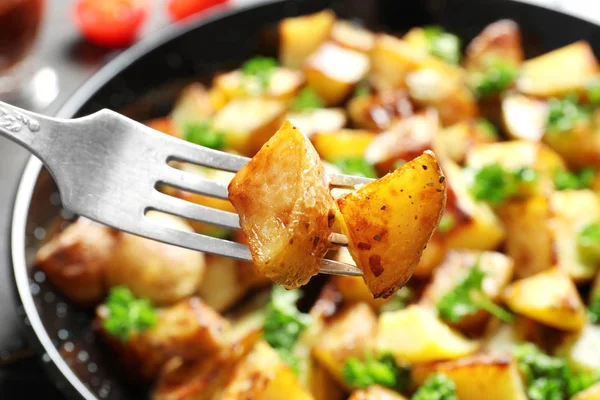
[318,258,363,276]
[162,136,249,172]
[159,166,230,200]
[151,191,240,230]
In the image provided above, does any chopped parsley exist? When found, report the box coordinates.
[436,261,513,323]
[546,94,590,132]
[423,26,461,65]
[263,286,311,374]
[292,87,324,111]
[333,157,377,178]
[342,352,410,392]
[102,286,157,342]
[380,287,413,313]
[578,222,600,264]
[354,81,372,97]
[554,167,595,191]
[184,122,226,149]
[587,78,600,104]
[241,56,278,94]
[412,373,458,400]
[476,118,499,139]
[471,57,518,98]
[470,163,538,205]
[437,214,457,234]
[589,292,600,324]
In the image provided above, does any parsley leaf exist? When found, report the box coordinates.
[412,373,458,400]
[333,157,377,178]
[102,286,157,342]
[587,78,600,104]
[354,81,372,98]
[589,292,600,324]
[476,118,499,139]
[184,122,226,149]
[472,57,518,98]
[292,87,324,111]
[578,222,600,264]
[423,26,461,65]
[470,163,538,205]
[380,287,413,313]
[241,56,278,94]
[436,261,513,323]
[437,214,456,234]
[342,352,410,392]
[546,94,590,132]
[554,167,595,191]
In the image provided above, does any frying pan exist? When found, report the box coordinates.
[9,0,600,398]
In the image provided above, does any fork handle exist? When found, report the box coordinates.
[0,101,60,156]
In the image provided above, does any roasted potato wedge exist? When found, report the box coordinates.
[517,41,600,97]
[549,190,600,281]
[213,67,304,101]
[35,218,114,305]
[435,119,498,164]
[212,97,286,156]
[228,121,333,289]
[348,385,409,400]
[369,34,426,91]
[556,324,600,372]
[196,256,250,313]
[336,151,446,298]
[221,341,313,400]
[377,305,478,364]
[330,20,375,53]
[503,268,587,331]
[304,42,370,106]
[313,302,378,385]
[105,212,205,306]
[501,93,548,141]
[364,111,438,176]
[412,353,528,400]
[312,129,376,162]
[170,83,220,135]
[279,10,336,69]
[420,250,514,331]
[543,117,600,169]
[465,19,524,71]
[287,108,347,138]
[347,89,414,131]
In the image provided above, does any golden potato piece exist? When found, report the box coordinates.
[517,41,600,97]
[501,93,548,142]
[369,34,425,91]
[348,385,409,400]
[336,151,446,298]
[170,83,218,135]
[377,305,478,364]
[279,10,336,69]
[105,212,205,306]
[465,19,524,71]
[543,117,600,169]
[556,324,600,372]
[313,302,378,385]
[347,89,414,131]
[503,268,587,331]
[549,190,600,281]
[35,218,114,305]
[304,42,370,106]
[412,354,528,400]
[330,20,375,53]
[287,108,347,138]
[413,233,448,278]
[197,256,250,313]
[312,129,376,162]
[214,67,304,101]
[221,341,313,400]
[420,250,514,331]
[498,196,554,279]
[99,297,227,380]
[212,97,286,156]
[572,382,600,400]
[228,120,333,289]
[435,119,498,165]
[364,111,438,176]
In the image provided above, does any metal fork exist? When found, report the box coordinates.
[0,101,367,277]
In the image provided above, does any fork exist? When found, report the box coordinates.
[0,101,368,277]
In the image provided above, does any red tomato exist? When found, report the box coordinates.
[167,0,228,21]
[73,0,150,48]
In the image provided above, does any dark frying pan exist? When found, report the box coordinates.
[9,0,600,398]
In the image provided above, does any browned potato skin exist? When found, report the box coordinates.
[336,152,446,298]
[36,218,116,305]
[98,297,227,380]
[228,121,333,289]
[313,302,378,385]
[420,250,514,332]
[348,385,409,400]
[465,19,524,71]
[347,89,414,131]
[412,354,528,400]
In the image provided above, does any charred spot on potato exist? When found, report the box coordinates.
[358,242,372,250]
[422,165,428,170]
[439,176,445,183]
[313,236,320,247]
[374,235,381,241]
[369,255,384,277]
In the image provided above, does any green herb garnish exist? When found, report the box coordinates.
[437,214,457,234]
[241,56,278,93]
[546,94,590,132]
[412,373,458,400]
[292,87,324,111]
[470,163,538,205]
[554,167,595,191]
[184,122,226,149]
[589,292,600,324]
[578,222,600,264]
[472,57,518,98]
[436,261,513,323]
[342,352,410,392]
[380,287,413,313]
[354,81,372,97]
[423,26,461,65]
[333,157,377,178]
[587,78,600,104]
[476,118,499,139]
[102,286,157,342]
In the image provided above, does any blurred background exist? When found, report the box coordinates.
[0,0,597,398]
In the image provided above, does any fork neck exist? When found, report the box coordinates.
[0,101,51,152]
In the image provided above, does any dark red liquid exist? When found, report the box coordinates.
[0,0,43,72]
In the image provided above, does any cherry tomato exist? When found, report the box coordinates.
[73,0,150,48]
[167,0,228,21]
